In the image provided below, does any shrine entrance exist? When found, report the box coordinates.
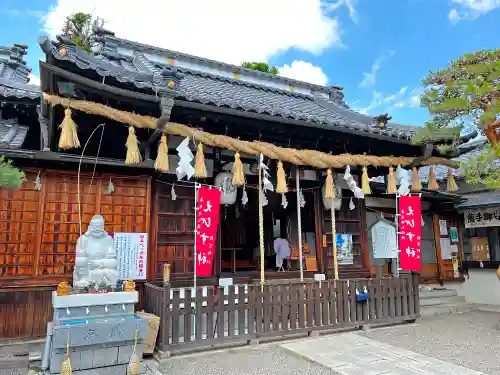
[219,187,319,276]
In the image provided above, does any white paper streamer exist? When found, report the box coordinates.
[281,193,288,209]
[35,171,42,191]
[176,137,195,180]
[261,191,268,206]
[171,184,177,200]
[298,189,306,208]
[395,165,408,185]
[107,177,115,194]
[260,154,274,192]
[241,188,248,206]
[349,197,355,210]
[343,166,364,199]
[397,177,410,196]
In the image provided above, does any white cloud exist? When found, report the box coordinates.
[28,73,40,86]
[43,0,343,65]
[448,0,500,22]
[356,90,383,115]
[383,86,408,104]
[324,0,358,23]
[278,60,328,86]
[359,51,395,88]
[354,86,421,115]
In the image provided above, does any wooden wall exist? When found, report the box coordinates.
[0,169,151,339]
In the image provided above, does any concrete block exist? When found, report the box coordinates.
[308,331,320,337]
[248,339,260,345]
[91,348,107,368]
[117,345,134,364]
[49,352,65,373]
[104,346,118,366]
[79,349,94,370]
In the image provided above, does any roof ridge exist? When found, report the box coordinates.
[93,27,343,94]
[163,64,314,100]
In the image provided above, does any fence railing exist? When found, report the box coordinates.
[144,275,420,355]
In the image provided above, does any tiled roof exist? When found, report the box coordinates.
[0,118,28,149]
[39,33,419,141]
[0,44,40,100]
[455,191,500,209]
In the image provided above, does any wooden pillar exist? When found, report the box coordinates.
[313,189,324,274]
[432,215,445,283]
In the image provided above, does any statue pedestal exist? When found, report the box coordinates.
[43,291,147,374]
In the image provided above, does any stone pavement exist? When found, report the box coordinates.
[281,332,485,375]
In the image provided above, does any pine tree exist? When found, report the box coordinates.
[412,49,500,189]
[0,156,25,189]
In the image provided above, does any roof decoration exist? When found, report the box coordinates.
[0,44,40,99]
[39,28,419,141]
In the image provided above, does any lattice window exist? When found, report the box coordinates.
[155,184,195,277]
[0,171,39,278]
[0,170,150,284]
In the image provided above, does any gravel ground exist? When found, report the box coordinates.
[363,311,500,375]
[159,345,335,375]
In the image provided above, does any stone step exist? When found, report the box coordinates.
[420,302,477,318]
[420,295,466,307]
[419,288,458,299]
[0,355,28,370]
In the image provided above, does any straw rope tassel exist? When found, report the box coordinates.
[386,166,397,194]
[154,134,169,172]
[427,166,439,190]
[43,93,458,170]
[411,167,422,192]
[232,152,245,186]
[324,169,334,199]
[447,167,459,192]
[195,142,207,178]
[60,333,72,375]
[127,328,141,375]
[125,126,142,164]
[361,166,371,195]
[276,161,287,194]
[58,108,80,149]
[258,154,265,291]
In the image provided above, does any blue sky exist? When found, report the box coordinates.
[1,0,499,126]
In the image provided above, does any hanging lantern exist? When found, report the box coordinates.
[215,172,237,205]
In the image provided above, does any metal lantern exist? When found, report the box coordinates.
[214,172,237,205]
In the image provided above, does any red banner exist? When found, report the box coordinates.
[398,195,422,272]
[195,186,222,277]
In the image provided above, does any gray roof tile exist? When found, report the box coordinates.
[39,35,418,141]
[0,44,40,100]
[0,119,28,148]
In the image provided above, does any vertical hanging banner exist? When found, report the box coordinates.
[398,195,422,272]
[195,186,222,276]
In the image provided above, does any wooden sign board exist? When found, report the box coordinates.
[471,237,490,261]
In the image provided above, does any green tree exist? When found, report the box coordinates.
[0,156,25,189]
[241,61,279,75]
[61,12,96,53]
[411,49,500,189]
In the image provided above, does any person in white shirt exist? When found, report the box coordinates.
[273,237,291,271]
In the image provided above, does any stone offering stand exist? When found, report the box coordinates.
[42,291,147,374]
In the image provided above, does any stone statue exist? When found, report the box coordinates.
[73,215,119,288]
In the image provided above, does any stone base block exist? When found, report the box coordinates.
[48,361,146,375]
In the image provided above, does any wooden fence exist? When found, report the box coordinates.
[144,275,420,355]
